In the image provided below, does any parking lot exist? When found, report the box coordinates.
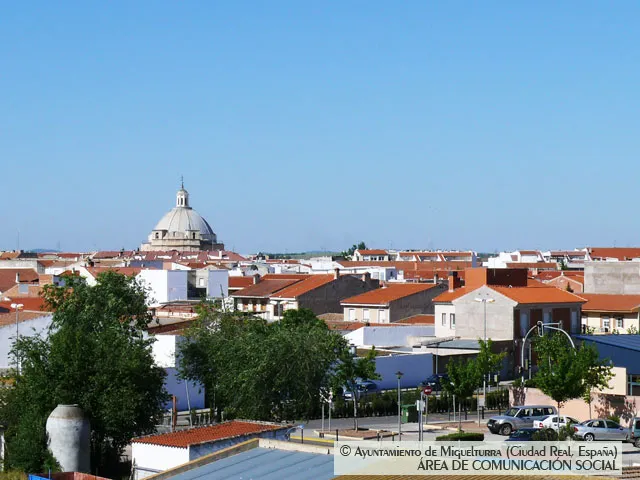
[302,415,640,467]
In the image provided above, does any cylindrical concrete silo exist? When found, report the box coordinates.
[46,404,90,472]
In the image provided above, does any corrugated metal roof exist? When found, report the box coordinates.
[574,334,640,352]
[167,447,334,480]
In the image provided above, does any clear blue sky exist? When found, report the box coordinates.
[2,2,640,254]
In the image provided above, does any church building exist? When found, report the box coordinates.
[141,183,224,252]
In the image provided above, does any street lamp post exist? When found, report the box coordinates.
[474,296,495,415]
[396,371,403,441]
[9,301,24,375]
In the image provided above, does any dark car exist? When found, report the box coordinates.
[421,373,449,391]
[343,380,377,400]
[505,428,538,442]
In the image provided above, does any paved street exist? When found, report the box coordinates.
[297,414,640,468]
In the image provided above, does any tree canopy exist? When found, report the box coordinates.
[1,272,168,476]
[533,332,612,418]
[179,307,347,422]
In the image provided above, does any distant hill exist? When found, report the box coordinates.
[27,249,61,253]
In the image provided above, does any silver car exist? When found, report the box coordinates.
[487,405,557,436]
[573,419,629,441]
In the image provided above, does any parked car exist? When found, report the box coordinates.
[421,373,449,391]
[573,419,629,441]
[533,414,580,432]
[343,381,377,400]
[505,428,538,442]
[487,405,557,436]
[630,417,640,447]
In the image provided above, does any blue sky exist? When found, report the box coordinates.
[2,2,640,254]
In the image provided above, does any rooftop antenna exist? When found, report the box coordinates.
[181,175,184,189]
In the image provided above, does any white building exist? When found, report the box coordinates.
[137,270,189,305]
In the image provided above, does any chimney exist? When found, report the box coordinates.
[334,268,340,280]
[434,273,439,284]
[253,273,261,284]
[448,271,458,292]
[361,272,371,283]
[15,272,20,284]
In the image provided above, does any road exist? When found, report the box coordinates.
[296,415,640,467]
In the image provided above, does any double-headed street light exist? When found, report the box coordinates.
[396,371,403,441]
[474,296,495,412]
[7,300,24,375]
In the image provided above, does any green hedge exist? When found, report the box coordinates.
[324,388,510,420]
[436,432,485,441]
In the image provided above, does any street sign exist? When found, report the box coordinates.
[422,386,433,395]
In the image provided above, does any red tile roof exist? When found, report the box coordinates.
[579,294,640,313]
[341,283,439,305]
[228,277,256,289]
[270,274,336,299]
[132,420,286,448]
[589,247,640,260]
[262,274,311,281]
[0,297,48,312]
[232,279,300,298]
[536,271,585,282]
[505,262,558,269]
[357,249,388,255]
[337,261,473,270]
[0,269,39,292]
[397,314,435,325]
[0,311,50,327]
[86,267,145,278]
[434,288,469,303]
[490,286,586,305]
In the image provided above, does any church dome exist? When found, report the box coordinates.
[144,184,221,250]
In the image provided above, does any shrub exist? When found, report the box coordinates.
[435,432,484,441]
[608,415,621,425]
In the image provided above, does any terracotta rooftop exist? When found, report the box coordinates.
[86,267,145,278]
[341,283,439,305]
[357,249,388,255]
[0,311,50,327]
[270,274,336,299]
[262,273,311,280]
[505,262,558,269]
[434,288,469,303]
[490,286,586,305]
[0,269,39,292]
[337,261,473,270]
[536,271,585,282]
[589,247,640,260]
[232,278,300,298]
[228,276,256,289]
[579,294,640,313]
[0,297,48,312]
[397,314,435,325]
[132,420,286,448]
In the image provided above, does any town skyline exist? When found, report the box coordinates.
[4,2,640,252]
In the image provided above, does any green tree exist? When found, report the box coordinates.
[580,343,614,419]
[330,347,380,430]
[475,339,506,393]
[443,357,481,431]
[533,332,612,428]
[179,307,346,422]
[340,242,367,260]
[1,272,168,475]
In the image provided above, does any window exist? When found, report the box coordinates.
[18,284,29,295]
[450,313,455,328]
[379,309,387,322]
[363,309,370,321]
[602,316,610,332]
[442,313,446,326]
[543,407,554,415]
[198,278,205,287]
[606,420,620,429]
[349,309,355,321]
[616,317,624,329]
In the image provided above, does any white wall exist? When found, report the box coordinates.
[0,314,53,369]
[434,304,456,338]
[132,443,189,480]
[206,270,229,298]
[137,270,188,305]
[344,325,435,348]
